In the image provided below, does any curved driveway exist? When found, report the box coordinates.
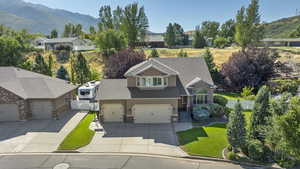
[0,154,261,169]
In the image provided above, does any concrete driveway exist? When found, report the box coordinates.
[0,111,86,153]
[79,123,188,157]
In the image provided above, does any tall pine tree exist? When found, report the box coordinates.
[193,30,207,48]
[227,101,247,152]
[164,23,176,47]
[56,66,69,80]
[249,85,271,141]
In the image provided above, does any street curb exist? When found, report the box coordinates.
[52,150,80,153]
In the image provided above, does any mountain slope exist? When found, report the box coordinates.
[0,0,97,34]
[264,15,300,38]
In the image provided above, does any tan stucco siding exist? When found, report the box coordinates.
[138,67,167,76]
[127,77,136,87]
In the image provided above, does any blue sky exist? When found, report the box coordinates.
[24,0,300,33]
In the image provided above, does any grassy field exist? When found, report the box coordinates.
[58,113,96,150]
[177,123,228,158]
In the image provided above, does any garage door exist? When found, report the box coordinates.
[30,101,53,119]
[0,104,19,122]
[102,104,124,122]
[133,104,172,124]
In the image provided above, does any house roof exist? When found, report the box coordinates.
[43,37,78,44]
[96,79,180,100]
[153,57,214,86]
[0,67,77,99]
[261,38,300,42]
[124,58,179,77]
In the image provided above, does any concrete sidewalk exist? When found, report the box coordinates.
[0,111,86,153]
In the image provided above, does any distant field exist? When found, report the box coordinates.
[29,46,300,79]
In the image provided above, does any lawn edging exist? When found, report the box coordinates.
[57,112,96,150]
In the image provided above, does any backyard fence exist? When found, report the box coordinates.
[226,100,254,110]
[71,100,99,111]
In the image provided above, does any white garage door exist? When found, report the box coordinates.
[102,104,124,122]
[0,104,19,122]
[30,101,53,119]
[133,104,173,124]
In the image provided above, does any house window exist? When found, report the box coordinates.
[137,76,167,87]
[193,94,208,104]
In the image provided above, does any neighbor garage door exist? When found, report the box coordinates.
[102,104,124,122]
[30,101,53,119]
[0,104,19,122]
[133,104,172,123]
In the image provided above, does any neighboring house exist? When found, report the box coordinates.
[31,37,47,50]
[32,37,95,51]
[0,67,77,122]
[261,38,300,47]
[136,33,165,48]
[97,57,215,124]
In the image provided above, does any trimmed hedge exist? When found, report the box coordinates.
[213,95,228,107]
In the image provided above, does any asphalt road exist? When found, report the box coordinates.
[0,154,264,169]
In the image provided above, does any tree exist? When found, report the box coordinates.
[71,52,91,84]
[33,53,50,75]
[149,48,159,58]
[62,23,83,37]
[200,21,220,40]
[221,48,276,90]
[164,23,176,47]
[177,49,188,58]
[98,5,114,31]
[47,55,53,76]
[235,0,263,49]
[89,26,96,34]
[249,85,271,141]
[122,3,149,48]
[0,36,23,66]
[63,23,72,37]
[50,29,58,39]
[202,48,220,83]
[227,101,247,152]
[192,30,206,48]
[173,23,188,45]
[289,25,300,38]
[95,29,127,57]
[56,66,69,80]
[214,37,229,48]
[105,49,146,78]
[219,19,235,44]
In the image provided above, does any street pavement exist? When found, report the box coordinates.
[0,154,264,169]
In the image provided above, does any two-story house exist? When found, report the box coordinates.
[96,57,215,123]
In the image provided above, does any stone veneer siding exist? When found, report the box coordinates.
[0,86,28,120]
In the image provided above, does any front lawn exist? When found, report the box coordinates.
[177,123,228,158]
[58,113,96,150]
[215,92,245,100]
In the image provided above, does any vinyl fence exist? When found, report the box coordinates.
[226,100,254,110]
[71,100,99,111]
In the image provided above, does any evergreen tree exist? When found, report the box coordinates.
[164,23,176,47]
[203,48,217,74]
[33,54,49,75]
[50,29,58,39]
[177,49,188,58]
[227,101,247,152]
[56,66,69,80]
[149,48,159,58]
[200,21,220,40]
[192,30,206,48]
[0,36,23,66]
[249,85,271,141]
[47,55,53,76]
[72,52,91,84]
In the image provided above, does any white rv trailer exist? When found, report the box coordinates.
[78,81,101,100]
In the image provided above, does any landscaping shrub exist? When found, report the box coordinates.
[227,151,237,160]
[213,95,228,107]
[269,79,299,95]
[209,104,226,118]
[241,86,254,98]
[247,139,265,161]
[274,148,297,169]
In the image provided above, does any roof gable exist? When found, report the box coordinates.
[124,58,179,77]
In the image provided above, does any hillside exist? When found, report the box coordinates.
[0,0,97,34]
[264,15,300,38]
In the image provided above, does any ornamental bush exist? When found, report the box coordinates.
[269,79,299,95]
[213,95,228,107]
[247,139,265,161]
[209,104,226,117]
[227,151,237,160]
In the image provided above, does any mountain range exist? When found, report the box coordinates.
[0,0,98,35]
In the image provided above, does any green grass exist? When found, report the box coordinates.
[177,123,228,158]
[243,111,252,129]
[58,113,96,150]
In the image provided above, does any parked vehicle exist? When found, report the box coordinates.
[78,81,101,100]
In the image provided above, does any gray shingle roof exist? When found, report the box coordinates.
[43,37,78,44]
[0,67,77,99]
[96,79,180,100]
[154,57,214,86]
